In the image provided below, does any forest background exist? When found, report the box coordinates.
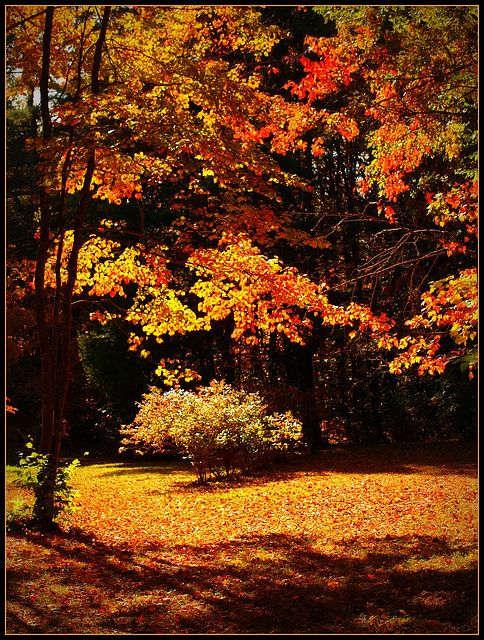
[6,6,477,470]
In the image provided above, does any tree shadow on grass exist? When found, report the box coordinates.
[95,459,192,478]
[85,442,476,500]
[6,526,477,635]
[170,440,478,495]
[284,440,478,478]
[92,441,477,489]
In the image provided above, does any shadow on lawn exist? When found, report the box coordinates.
[7,527,477,635]
[90,441,477,491]
[280,440,478,478]
[96,459,192,478]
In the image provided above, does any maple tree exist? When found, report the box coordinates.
[7,6,112,526]
[242,6,477,442]
[275,6,477,377]
[7,5,320,525]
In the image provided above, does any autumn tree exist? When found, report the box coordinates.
[6,6,356,525]
[256,6,477,439]
[281,6,477,374]
[7,6,111,525]
[233,6,478,442]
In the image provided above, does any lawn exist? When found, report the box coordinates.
[6,441,478,634]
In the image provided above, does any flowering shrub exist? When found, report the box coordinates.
[120,381,305,482]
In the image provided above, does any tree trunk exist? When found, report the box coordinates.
[33,6,111,528]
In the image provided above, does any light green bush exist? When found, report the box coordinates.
[120,381,305,481]
[6,443,87,531]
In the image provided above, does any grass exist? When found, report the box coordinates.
[6,441,478,634]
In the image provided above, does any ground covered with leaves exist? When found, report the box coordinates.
[6,441,478,634]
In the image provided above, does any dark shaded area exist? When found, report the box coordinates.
[7,528,477,634]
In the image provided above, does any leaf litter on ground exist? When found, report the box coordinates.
[6,441,477,634]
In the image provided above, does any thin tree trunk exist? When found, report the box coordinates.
[35,5,55,457]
